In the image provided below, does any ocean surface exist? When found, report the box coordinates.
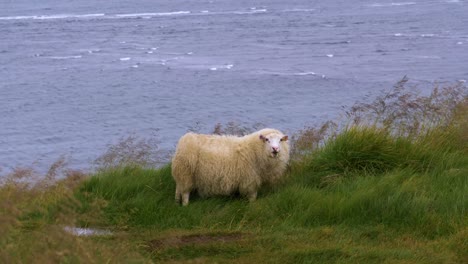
[1,0,467,174]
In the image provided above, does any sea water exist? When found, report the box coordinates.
[1,0,467,173]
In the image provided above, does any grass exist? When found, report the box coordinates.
[1,79,467,263]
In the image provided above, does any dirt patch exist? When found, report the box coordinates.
[148,232,243,251]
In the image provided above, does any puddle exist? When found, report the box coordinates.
[64,226,112,236]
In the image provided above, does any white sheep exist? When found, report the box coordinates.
[171,128,290,206]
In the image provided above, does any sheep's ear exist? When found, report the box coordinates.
[259,134,265,141]
[281,135,288,142]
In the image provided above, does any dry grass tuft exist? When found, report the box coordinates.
[345,76,467,137]
[94,134,167,170]
[290,121,337,160]
[212,121,265,136]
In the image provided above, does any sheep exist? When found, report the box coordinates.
[171,128,290,206]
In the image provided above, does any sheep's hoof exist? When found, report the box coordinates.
[247,193,257,202]
[181,193,190,206]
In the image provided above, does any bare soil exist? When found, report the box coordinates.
[147,232,244,251]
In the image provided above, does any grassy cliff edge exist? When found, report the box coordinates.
[1,80,467,263]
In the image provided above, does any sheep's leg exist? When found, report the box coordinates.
[247,191,257,202]
[175,186,181,204]
[240,182,258,202]
[181,192,190,206]
[175,185,190,206]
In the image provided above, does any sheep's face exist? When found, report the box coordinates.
[260,133,288,158]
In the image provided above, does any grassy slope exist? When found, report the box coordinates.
[1,83,467,263]
[2,130,466,263]
[72,119,466,263]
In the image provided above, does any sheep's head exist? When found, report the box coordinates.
[259,133,289,158]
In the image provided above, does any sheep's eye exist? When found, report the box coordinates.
[265,138,269,142]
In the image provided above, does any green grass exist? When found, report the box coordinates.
[65,119,466,262]
[2,122,466,263]
[1,82,467,263]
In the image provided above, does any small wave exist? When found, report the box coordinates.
[394,33,438,38]
[0,7,320,22]
[0,11,190,21]
[0,9,262,22]
[0,13,105,20]
[49,55,82,59]
[324,40,351,45]
[368,2,416,7]
[293,72,316,76]
[283,9,315,12]
[114,11,190,18]
[232,9,268,15]
[86,49,101,54]
[209,64,234,71]
[255,70,326,78]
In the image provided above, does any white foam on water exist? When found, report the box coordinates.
[0,11,190,21]
[209,64,234,71]
[232,9,267,15]
[421,34,436,37]
[326,54,334,58]
[114,11,191,18]
[293,72,316,76]
[456,42,463,44]
[64,226,112,237]
[0,7,320,22]
[283,9,315,12]
[49,55,82,59]
[0,13,105,20]
[254,70,322,76]
[119,57,131,61]
[394,33,404,36]
[368,2,416,7]
[0,15,33,20]
[86,49,101,54]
